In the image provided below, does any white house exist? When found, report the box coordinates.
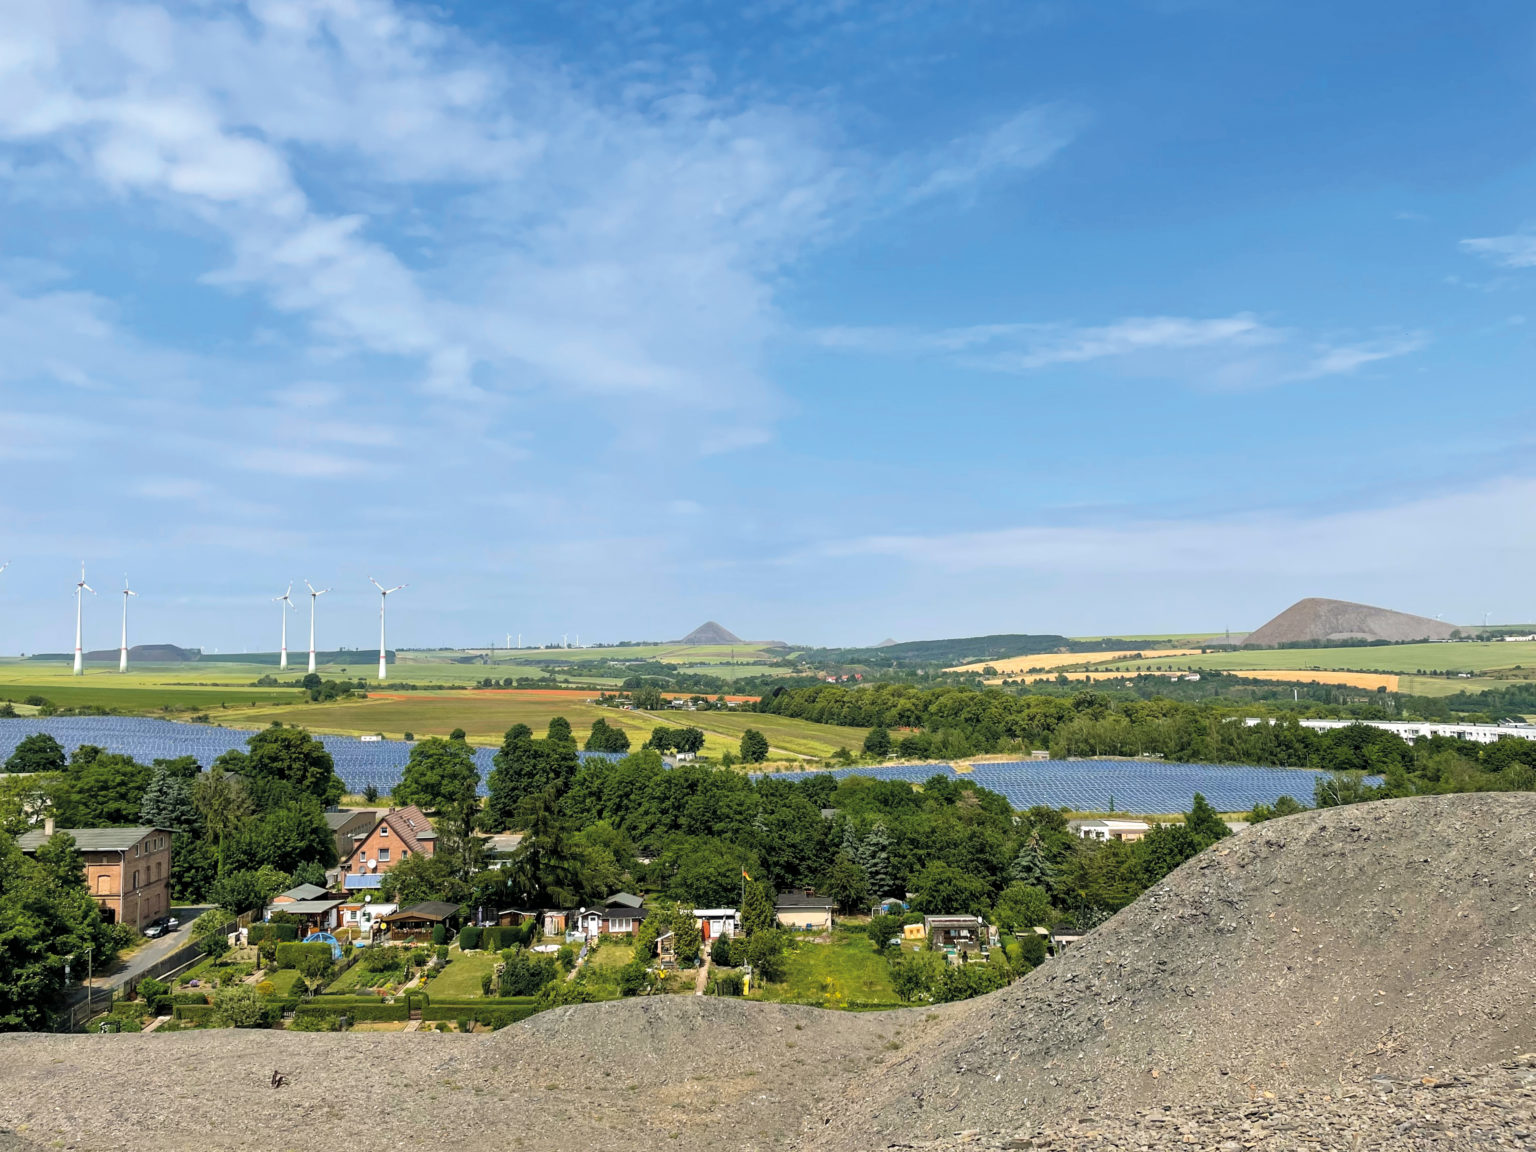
[693,907,739,942]
[1069,818,1151,842]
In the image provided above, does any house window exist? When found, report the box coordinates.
[96,875,108,895]
[378,825,389,836]
[132,870,139,889]
[377,849,390,862]
[156,862,163,880]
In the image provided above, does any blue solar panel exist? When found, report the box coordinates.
[757,758,1365,813]
[0,718,1368,812]
[0,717,628,796]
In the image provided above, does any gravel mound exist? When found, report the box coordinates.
[0,997,899,1152]
[1244,597,1458,645]
[810,793,1536,1149]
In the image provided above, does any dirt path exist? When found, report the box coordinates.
[693,957,710,996]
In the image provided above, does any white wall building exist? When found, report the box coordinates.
[1244,717,1536,746]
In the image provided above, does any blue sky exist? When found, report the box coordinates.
[2,0,1536,653]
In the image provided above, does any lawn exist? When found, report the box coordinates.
[261,968,305,996]
[585,940,635,969]
[430,951,500,998]
[749,929,900,1007]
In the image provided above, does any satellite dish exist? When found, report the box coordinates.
[368,860,377,871]
[364,892,372,903]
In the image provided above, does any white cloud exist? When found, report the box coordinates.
[0,0,1080,446]
[1460,230,1536,268]
[816,313,1423,389]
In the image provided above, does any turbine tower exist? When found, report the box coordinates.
[369,577,406,681]
[274,583,295,670]
[304,580,331,674]
[119,576,137,673]
[73,564,94,676]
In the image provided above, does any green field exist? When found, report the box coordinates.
[748,928,899,1006]
[1101,640,1536,676]
[227,691,869,760]
[0,662,302,711]
[404,643,796,667]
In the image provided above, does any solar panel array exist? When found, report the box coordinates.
[760,759,1353,813]
[0,717,1362,811]
[0,717,626,796]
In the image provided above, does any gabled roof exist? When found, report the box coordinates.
[275,883,330,901]
[16,826,162,852]
[266,899,344,915]
[324,808,378,830]
[776,891,834,909]
[382,900,459,922]
[604,892,644,909]
[340,804,436,866]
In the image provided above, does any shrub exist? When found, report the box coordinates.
[432,924,447,947]
[706,971,743,996]
[172,1003,215,1022]
[534,980,595,1009]
[458,925,482,951]
[172,991,210,1006]
[480,971,493,996]
[557,944,576,972]
[286,1012,339,1032]
[709,933,733,967]
[617,960,651,997]
[210,985,271,1028]
[436,945,449,965]
[498,950,557,996]
[255,980,275,997]
[455,1018,468,1034]
[137,977,169,1004]
[274,941,333,970]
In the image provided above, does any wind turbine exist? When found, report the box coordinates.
[369,578,406,681]
[73,564,95,676]
[304,580,331,674]
[118,576,137,673]
[274,583,295,670]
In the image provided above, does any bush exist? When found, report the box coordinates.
[172,991,210,1006]
[432,924,447,947]
[499,949,557,996]
[617,960,650,997]
[210,985,272,1028]
[534,980,595,1009]
[248,922,299,945]
[275,941,333,970]
[137,976,169,1004]
[436,945,449,965]
[458,925,481,951]
[286,1012,340,1032]
[557,944,576,973]
[706,971,743,996]
[293,1002,407,1023]
[172,1003,215,1022]
[744,930,789,983]
[709,933,733,967]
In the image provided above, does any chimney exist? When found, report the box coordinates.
[44,815,55,837]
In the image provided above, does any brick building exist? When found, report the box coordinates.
[338,804,436,881]
[17,821,173,930]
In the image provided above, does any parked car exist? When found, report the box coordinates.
[143,921,166,939]
[164,916,180,931]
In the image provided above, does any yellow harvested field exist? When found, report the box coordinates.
[952,648,1205,674]
[1224,669,1400,691]
[991,668,1400,691]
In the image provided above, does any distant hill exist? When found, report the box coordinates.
[83,644,200,663]
[1245,598,1460,647]
[676,621,744,645]
[874,638,898,648]
[827,633,1160,666]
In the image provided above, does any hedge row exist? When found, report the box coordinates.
[480,924,535,951]
[294,1003,407,1023]
[420,1004,540,1026]
[248,923,299,944]
[172,1004,215,1021]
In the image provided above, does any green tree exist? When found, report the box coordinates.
[909,860,990,916]
[210,984,268,1028]
[393,737,480,816]
[740,879,775,937]
[1184,793,1232,847]
[673,727,706,755]
[1009,832,1057,894]
[854,821,895,898]
[379,850,469,907]
[862,727,892,758]
[192,764,253,874]
[740,729,769,764]
[214,726,344,807]
[3,733,66,774]
[825,854,870,913]
[990,882,1051,935]
[743,928,787,982]
[546,717,574,745]
[484,725,579,831]
[58,747,152,826]
[138,765,200,834]
[890,949,946,1003]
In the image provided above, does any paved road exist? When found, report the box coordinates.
[64,905,213,1015]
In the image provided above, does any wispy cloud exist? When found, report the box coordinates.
[1460,229,1536,268]
[819,476,1536,585]
[0,0,1081,449]
[816,313,1423,389]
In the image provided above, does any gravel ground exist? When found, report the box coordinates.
[890,1057,1536,1150]
[4,793,1534,1152]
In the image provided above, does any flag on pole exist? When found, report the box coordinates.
[742,869,751,881]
